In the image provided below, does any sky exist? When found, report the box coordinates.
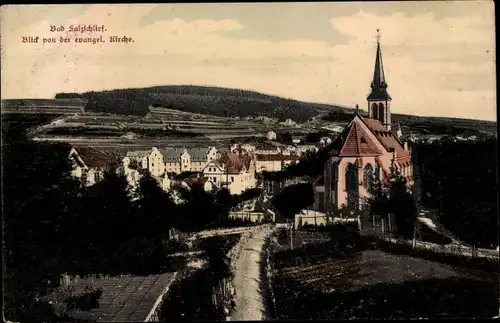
[0,2,496,121]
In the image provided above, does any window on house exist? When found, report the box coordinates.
[231,176,234,182]
[214,177,217,182]
[361,137,367,144]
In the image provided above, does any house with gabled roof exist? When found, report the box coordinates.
[123,147,164,179]
[324,31,414,213]
[69,146,121,186]
[162,146,218,174]
[202,151,256,195]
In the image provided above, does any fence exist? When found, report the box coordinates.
[359,214,498,261]
[229,211,268,223]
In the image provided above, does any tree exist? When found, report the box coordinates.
[135,173,177,237]
[3,127,84,321]
[278,132,293,144]
[178,186,220,231]
[365,162,417,239]
[272,183,315,248]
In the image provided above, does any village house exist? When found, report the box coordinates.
[255,152,300,173]
[266,130,277,141]
[202,151,256,195]
[230,143,256,154]
[280,118,297,127]
[291,136,302,144]
[69,146,121,186]
[163,146,218,174]
[254,143,281,155]
[324,33,414,214]
[123,147,164,178]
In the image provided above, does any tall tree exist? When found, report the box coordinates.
[3,127,83,321]
[135,173,177,237]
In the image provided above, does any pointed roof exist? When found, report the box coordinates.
[357,116,411,164]
[326,114,411,165]
[329,118,383,157]
[368,31,392,101]
[71,146,121,168]
[372,41,386,86]
[213,151,248,174]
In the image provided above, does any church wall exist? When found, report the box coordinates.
[337,156,377,210]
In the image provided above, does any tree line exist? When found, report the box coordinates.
[415,139,498,248]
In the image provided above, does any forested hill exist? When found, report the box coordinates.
[55,85,352,122]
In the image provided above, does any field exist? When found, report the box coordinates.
[270,228,499,320]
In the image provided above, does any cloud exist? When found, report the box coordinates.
[1,4,496,121]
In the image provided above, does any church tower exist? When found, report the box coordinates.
[367,29,392,131]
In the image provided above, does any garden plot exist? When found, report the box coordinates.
[272,247,498,320]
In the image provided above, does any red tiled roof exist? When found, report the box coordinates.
[72,146,121,168]
[255,153,299,161]
[239,154,254,170]
[183,177,209,188]
[359,116,411,162]
[215,152,247,174]
[338,121,382,157]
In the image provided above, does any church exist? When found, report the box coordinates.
[323,31,414,214]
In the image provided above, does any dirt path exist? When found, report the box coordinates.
[229,226,273,321]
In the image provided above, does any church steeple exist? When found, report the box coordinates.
[368,29,392,131]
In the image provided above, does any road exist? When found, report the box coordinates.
[229,226,273,321]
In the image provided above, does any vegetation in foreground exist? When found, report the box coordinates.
[416,140,498,248]
[269,225,498,320]
[160,234,240,322]
[2,125,259,322]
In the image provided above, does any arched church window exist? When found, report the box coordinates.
[374,163,381,181]
[360,137,367,144]
[372,103,378,119]
[377,103,385,123]
[363,164,374,191]
[345,163,357,191]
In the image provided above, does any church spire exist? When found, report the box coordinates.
[367,29,392,131]
[368,29,391,101]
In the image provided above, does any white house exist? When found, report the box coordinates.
[281,118,297,127]
[202,151,256,195]
[255,144,281,155]
[266,131,277,141]
[291,136,302,144]
[125,147,164,178]
[69,146,120,186]
[255,153,300,173]
[163,146,218,174]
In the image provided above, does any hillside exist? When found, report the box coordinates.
[2,85,495,137]
[55,85,351,122]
